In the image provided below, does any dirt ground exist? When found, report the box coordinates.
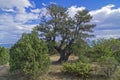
[0,55,79,80]
[0,64,9,80]
[0,55,108,80]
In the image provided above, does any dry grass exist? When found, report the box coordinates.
[45,55,107,80]
[0,55,112,80]
[44,55,81,80]
[50,54,78,62]
[0,64,9,80]
[0,55,79,80]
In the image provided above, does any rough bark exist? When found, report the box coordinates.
[57,52,71,63]
[54,39,73,63]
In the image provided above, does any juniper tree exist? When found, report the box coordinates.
[36,4,95,63]
[9,30,50,80]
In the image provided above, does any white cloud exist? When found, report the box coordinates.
[0,0,33,13]
[90,4,120,28]
[67,4,120,39]
[1,9,15,12]
[42,3,47,6]
[67,6,86,17]
[50,2,57,5]
[0,2,120,45]
[90,4,115,16]
[0,0,32,8]
[15,13,39,23]
[0,0,40,44]
[89,4,120,39]
[94,29,120,39]
[31,9,41,13]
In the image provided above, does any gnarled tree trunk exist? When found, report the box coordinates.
[55,46,71,63]
[57,52,71,63]
[54,39,73,63]
[56,48,70,63]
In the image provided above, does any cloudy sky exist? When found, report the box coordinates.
[0,0,120,45]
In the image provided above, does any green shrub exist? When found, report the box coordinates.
[79,54,89,63]
[47,41,58,55]
[98,56,119,78]
[9,30,50,80]
[0,46,9,65]
[63,61,93,80]
[91,38,120,62]
[114,50,120,63]
[111,66,120,80]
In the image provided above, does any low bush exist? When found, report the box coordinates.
[114,50,120,63]
[9,30,50,80]
[98,56,119,78]
[0,46,9,65]
[111,66,120,80]
[63,61,93,80]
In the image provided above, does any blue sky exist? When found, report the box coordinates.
[36,0,120,10]
[0,0,120,45]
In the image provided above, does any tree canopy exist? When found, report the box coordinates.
[36,4,95,63]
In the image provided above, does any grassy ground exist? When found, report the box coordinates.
[44,55,107,80]
[0,64,9,80]
[0,55,119,80]
[44,55,81,80]
[0,55,79,80]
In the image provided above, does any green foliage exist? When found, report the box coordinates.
[47,41,57,55]
[71,40,87,55]
[36,4,95,62]
[0,46,9,65]
[71,40,90,63]
[92,39,111,61]
[79,54,89,63]
[88,38,120,78]
[9,30,50,80]
[111,66,120,80]
[90,38,120,61]
[114,50,120,63]
[98,56,119,78]
[63,62,93,80]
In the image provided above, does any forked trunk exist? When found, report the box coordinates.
[55,46,71,63]
[57,52,71,63]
